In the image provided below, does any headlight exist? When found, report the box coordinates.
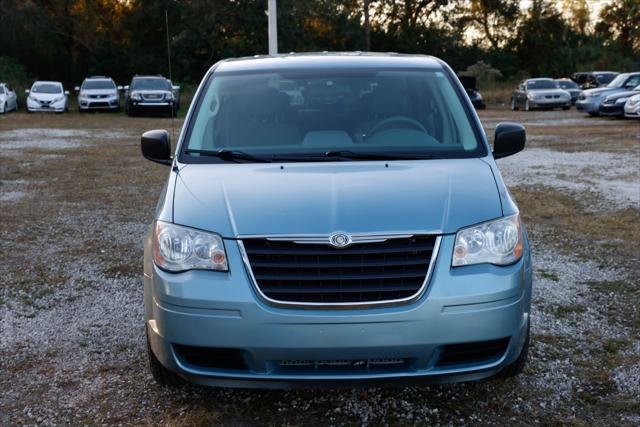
[527,93,535,100]
[79,91,87,98]
[166,92,174,101]
[586,92,600,98]
[131,92,142,101]
[153,221,228,272]
[615,97,629,104]
[629,97,639,106]
[452,214,523,267]
[52,96,64,103]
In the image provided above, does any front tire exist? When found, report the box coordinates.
[511,98,518,111]
[525,99,532,111]
[147,330,183,387]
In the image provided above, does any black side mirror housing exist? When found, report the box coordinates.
[141,129,172,166]
[493,122,525,159]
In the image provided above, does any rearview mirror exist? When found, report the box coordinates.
[493,122,525,159]
[141,129,172,166]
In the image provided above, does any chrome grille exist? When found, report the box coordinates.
[241,235,439,307]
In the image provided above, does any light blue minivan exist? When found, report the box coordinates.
[141,53,532,388]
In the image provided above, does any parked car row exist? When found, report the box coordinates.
[0,74,180,117]
[509,71,640,118]
[575,72,640,118]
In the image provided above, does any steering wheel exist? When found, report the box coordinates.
[365,116,427,139]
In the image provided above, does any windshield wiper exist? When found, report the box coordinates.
[323,150,433,161]
[184,149,271,163]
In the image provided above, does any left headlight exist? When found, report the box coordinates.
[615,97,629,104]
[452,213,523,267]
[153,221,228,272]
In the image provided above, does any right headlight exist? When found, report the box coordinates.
[452,213,523,267]
[153,221,228,272]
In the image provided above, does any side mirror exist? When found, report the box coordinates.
[25,89,30,94]
[493,122,525,159]
[172,85,181,91]
[64,90,70,96]
[141,129,172,166]
[74,86,80,92]
[117,86,123,91]
[124,85,130,91]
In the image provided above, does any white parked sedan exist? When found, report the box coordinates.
[624,93,640,119]
[0,82,18,114]
[26,81,69,113]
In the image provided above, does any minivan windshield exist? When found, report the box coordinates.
[183,69,483,161]
[32,83,62,94]
[82,80,115,90]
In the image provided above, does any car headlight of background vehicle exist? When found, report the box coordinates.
[153,221,228,272]
[52,96,65,103]
[452,213,524,267]
[615,97,629,104]
[131,92,142,101]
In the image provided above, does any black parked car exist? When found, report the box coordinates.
[124,75,178,117]
[554,79,581,104]
[571,71,618,89]
[458,76,485,109]
[599,84,640,117]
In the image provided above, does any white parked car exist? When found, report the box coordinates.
[26,81,69,113]
[75,76,122,112]
[624,93,640,119]
[0,82,18,114]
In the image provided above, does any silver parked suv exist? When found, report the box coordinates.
[75,76,122,112]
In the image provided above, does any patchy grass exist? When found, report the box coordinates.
[1,110,639,425]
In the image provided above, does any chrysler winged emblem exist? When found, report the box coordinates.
[329,232,352,248]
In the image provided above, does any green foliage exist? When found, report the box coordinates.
[0,57,31,87]
[0,0,637,86]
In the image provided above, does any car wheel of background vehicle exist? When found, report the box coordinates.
[588,112,599,117]
[0,102,5,114]
[147,330,183,387]
[499,321,530,379]
[511,98,518,111]
[524,99,531,111]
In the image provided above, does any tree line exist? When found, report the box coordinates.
[0,0,638,87]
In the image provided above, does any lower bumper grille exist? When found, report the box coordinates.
[174,345,248,371]
[277,357,411,373]
[435,338,510,367]
[241,235,438,306]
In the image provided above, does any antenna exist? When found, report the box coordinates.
[165,9,176,149]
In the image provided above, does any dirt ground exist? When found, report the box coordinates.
[0,109,638,426]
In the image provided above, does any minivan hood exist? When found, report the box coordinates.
[172,159,502,237]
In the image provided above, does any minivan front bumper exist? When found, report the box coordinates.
[144,233,532,388]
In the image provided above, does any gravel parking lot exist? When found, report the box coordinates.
[1,109,638,425]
